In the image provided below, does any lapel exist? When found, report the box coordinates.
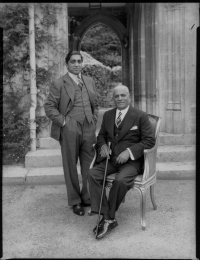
[63,73,75,102]
[117,106,138,142]
[107,108,116,143]
[82,75,94,105]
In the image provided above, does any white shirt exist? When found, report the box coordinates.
[115,106,130,125]
[68,71,82,85]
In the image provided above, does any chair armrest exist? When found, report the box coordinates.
[142,144,158,181]
[144,144,157,156]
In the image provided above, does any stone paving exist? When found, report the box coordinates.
[2,167,196,259]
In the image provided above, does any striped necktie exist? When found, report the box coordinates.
[77,75,84,89]
[116,111,122,127]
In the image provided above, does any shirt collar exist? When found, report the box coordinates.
[68,71,82,83]
[116,105,130,117]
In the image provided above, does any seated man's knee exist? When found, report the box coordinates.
[114,175,125,185]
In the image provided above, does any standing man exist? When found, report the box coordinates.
[88,85,155,239]
[44,51,98,216]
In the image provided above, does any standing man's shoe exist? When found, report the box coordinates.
[73,203,85,216]
[96,219,118,239]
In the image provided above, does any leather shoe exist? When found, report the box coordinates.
[93,218,105,234]
[96,219,118,239]
[73,203,84,216]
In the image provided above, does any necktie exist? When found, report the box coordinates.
[116,111,122,127]
[77,75,84,89]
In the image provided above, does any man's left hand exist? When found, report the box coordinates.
[116,150,130,164]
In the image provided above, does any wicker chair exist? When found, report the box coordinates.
[88,114,161,230]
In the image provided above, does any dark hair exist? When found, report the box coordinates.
[65,50,83,64]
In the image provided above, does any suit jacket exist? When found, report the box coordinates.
[44,73,99,141]
[96,106,155,172]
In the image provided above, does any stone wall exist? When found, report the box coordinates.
[128,2,198,134]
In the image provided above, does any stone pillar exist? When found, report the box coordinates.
[140,4,146,112]
[156,3,198,134]
[144,3,157,115]
[164,3,183,133]
[165,4,174,132]
[127,4,134,106]
[28,3,37,151]
[132,3,142,110]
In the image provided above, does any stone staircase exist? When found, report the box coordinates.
[25,132,196,180]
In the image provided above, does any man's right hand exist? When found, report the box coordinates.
[100,144,112,158]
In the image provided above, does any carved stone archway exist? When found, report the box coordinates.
[70,11,129,89]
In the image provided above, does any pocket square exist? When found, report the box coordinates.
[130,126,138,130]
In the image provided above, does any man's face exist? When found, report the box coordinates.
[113,88,131,110]
[67,54,83,75]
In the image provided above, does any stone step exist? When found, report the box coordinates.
[25,145,195,167]
[156,161,195,179]
[22,161,195,184]
[156,145,195,162]
[39,133,195,149]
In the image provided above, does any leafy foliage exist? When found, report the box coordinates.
[3,92,31,164]
[1,3,59,164]
[82,64,121,96]
[81,24,122,67]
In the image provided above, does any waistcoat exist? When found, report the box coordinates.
[112,119,125,157]
[67,80,93,124]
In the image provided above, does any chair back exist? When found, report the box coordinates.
[142,114,161,180]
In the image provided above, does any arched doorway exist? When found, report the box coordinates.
[70,11,129,90]
[80,23,122,109]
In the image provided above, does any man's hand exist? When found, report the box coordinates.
[100,144,112,158]
[116,150,130,164]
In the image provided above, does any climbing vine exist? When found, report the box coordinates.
[1,3,61,164]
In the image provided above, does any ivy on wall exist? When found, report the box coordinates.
[1,3,60,164]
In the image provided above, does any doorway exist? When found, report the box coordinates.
[80,23,122,109]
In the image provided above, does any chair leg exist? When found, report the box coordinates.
[139,187,146,230]
[150,184,157,210]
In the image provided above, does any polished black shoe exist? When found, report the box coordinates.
[93,218,105,234]
[96,219,118,239]
[72,203,85,216]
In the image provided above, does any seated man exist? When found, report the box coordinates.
[88,85,155,239]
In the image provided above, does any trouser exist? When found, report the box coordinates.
[60,116,96,206]
[88,160,139,219]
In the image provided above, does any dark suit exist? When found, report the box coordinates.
[44,73,98,206]
[88,105,155,218]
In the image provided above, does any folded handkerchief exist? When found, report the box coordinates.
[130,126,138,130]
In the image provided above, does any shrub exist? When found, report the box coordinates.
[82,64,122,96]
[3,92,32,165]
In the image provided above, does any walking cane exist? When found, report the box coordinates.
[95,142,111,239]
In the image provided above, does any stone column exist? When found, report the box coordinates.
[28,3,37,151]
[144,3,157,115]
[132,3,142,109]
[127,4,134,106]
[164,3,187,133]
[140,4,146,112]
[173,5,182,133]
[165,4,174,133]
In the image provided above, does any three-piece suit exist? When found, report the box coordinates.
[88,105,155,219]
[44,73,98,206]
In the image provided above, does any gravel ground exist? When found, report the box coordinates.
[3,180,196,259]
